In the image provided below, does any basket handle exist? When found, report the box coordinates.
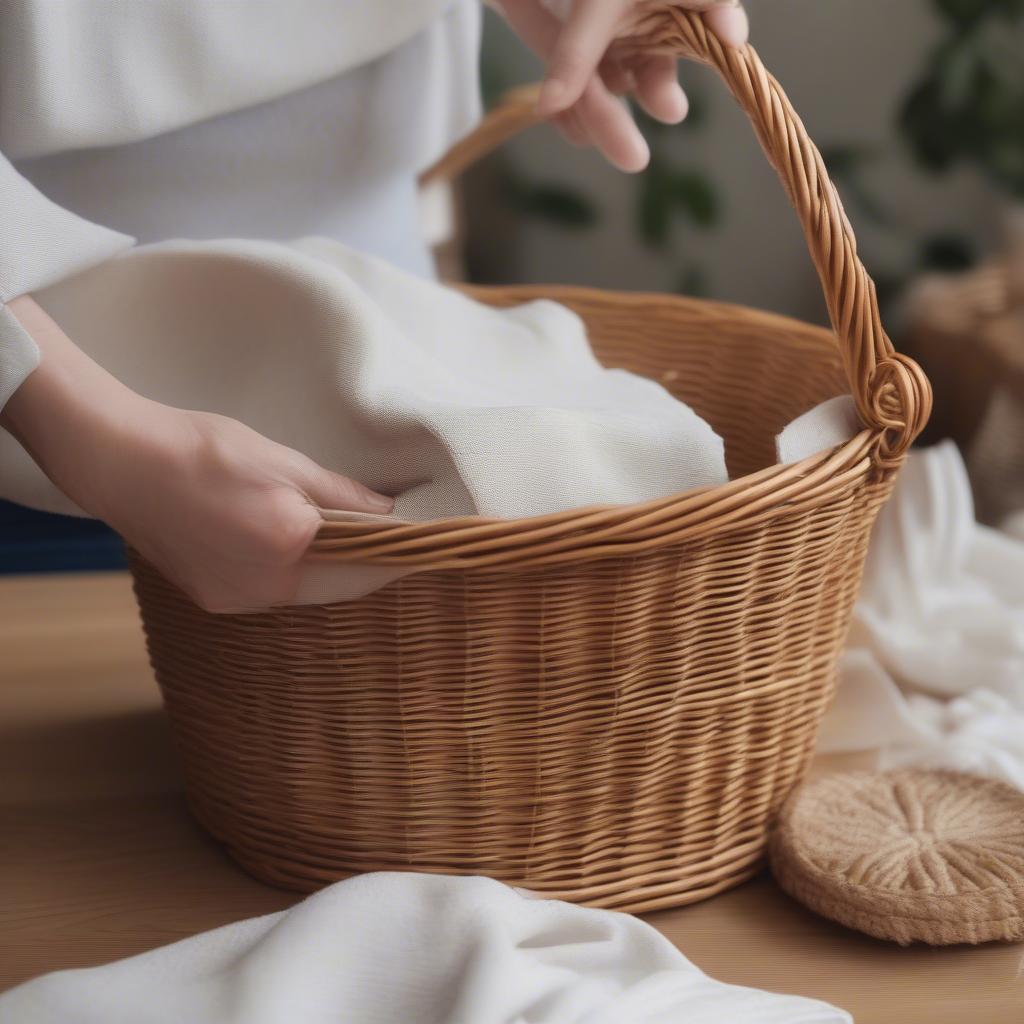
[426,7,931,469]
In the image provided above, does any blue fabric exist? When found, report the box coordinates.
[0,500,125,573]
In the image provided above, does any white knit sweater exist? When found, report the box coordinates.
[0,0,481,409]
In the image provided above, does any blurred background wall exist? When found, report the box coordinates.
[467,0,1015,322]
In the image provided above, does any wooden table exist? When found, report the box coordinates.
[2,572,1022,1021]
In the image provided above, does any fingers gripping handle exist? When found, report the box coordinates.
[620,7,930,467]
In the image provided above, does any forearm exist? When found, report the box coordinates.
[0,294,390,612]
[0,295,144,519]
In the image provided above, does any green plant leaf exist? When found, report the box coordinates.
[936,0,1024,22]
[935,0,998,27]
[821,145,869,176]
[901,2,1024,198]
[636,159,673,247]
[675,265,707,296]
[670,171,718,228]
[518,185,598,227]
[502,176,600,228]
[901,76,965,171]
[821,146,892,225]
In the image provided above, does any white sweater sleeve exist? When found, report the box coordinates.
[0,152,134,409]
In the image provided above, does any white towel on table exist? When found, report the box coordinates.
[818,441,1024,788]
[0,872,850,1024]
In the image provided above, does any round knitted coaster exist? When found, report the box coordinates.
[769,769,1024,945]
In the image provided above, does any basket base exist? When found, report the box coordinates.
[186,794,765,914]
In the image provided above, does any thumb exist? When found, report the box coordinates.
[301,464,394,515]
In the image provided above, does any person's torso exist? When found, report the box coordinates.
[6,1,482,275]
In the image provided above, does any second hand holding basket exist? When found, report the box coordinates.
[130,10,931,912]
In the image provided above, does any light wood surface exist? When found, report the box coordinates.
[1,571,1022,1020]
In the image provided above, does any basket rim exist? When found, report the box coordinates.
[457,283,848,347]
[310,435,880,572]
[310,284,889,571]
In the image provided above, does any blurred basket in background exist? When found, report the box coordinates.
[902,217,1024,531]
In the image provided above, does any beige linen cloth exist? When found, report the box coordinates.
[0,237,856,600]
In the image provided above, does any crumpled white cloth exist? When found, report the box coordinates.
[818,440,1024,787]
[0,235,858,599]
[0,236,731,600]
[775,395,861,466]
[0,872,849,1024]
[1,236,730,522]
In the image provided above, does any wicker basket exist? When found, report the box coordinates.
[130,10,931,913]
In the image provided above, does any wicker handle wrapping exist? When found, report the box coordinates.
[424,7,931,467]
[623,8,930,466]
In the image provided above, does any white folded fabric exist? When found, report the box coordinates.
[819,441,1024,787]
[0,872,850,1024]
[0,235,864,599]
[775,395,861,465]
[1,237,730,523]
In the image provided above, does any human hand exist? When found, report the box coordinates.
[1,296,392,612]
[500,1,749,171]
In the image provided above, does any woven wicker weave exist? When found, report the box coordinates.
[130,9,931,912]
